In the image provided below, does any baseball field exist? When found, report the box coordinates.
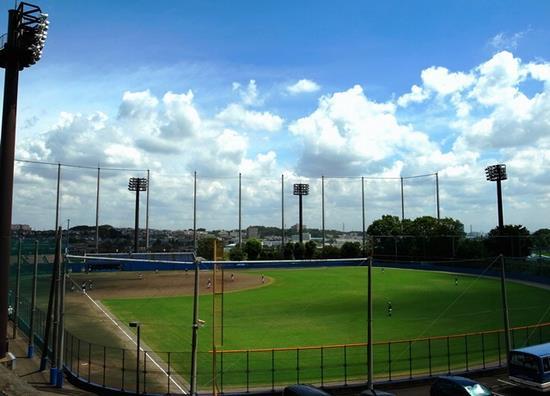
[61,265,550,390]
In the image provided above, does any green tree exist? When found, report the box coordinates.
[197,237,216,260]
[304,240,317,259]
[532,229,550,255]
[340,242,361,258]
[321,245,340,259]
[244,238,262,260]
[367,215,402,236]
[229,244,244,261]
[293,243,305,259]
[283,243,294,259]
[485,225,532,257]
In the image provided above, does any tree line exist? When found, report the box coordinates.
[197,215,550,261]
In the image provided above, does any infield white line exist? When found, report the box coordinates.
[73,279,188,394]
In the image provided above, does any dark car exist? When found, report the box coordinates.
[283,384,331,396]
[360,389,396,396]
[430,376,493,396]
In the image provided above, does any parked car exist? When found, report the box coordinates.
[430,376,493,396]
[283,384,332,396]
[360,389,396,395]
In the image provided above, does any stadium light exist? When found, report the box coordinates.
[0,2,49,360]
[293,183,309,244]
[485,164,507,231]
[128,177,148,253]
[129,321,141,395]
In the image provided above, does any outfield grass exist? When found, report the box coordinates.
[103,267,550,389]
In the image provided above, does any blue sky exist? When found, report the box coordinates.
[4,1,550,232]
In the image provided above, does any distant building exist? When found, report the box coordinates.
[11,224,31,235]
[247,226,259,239]
[291,233,311,242]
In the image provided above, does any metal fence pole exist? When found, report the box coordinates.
[320,347,324,387]
[88,343,91,382]
[446,337,451,374]
[271,349,275,392]
[122,349,125,391]
[388,342,392,381]
[465,335,469,371]
[12,237,21,339]
[482,333,486,369]
[143,350,147,394]
[428,338,432,376]
[103,346,106,387]
[497,331,502,366]
[77,339,81,377]
[344,345,348,385]
[28,240,38,357]
[246,350,250,393]
[408,340,412,379]
[296,348,300,384]
[167,352,171,394]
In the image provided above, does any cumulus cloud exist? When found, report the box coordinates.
[13,51,550,232]
[232,79,262,106]
[289,85,438,176]
[286,79,321,95]
[216,104,284,132]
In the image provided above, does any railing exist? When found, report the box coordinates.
[210,323,550,392]
[9,285,550,394]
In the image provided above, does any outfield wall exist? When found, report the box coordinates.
[66,254,550,287]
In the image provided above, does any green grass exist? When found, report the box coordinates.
[103,267,550,389]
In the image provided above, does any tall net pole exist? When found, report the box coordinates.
[435,172,440,220]
[238,173,242,247]
[322,175,325,249]
[146,169,150,251]
[95,166,100,253]
[362,177,366,255]
[55,163,61,232]
[212,240,224,395]
[281,174,285,254]
[193,171,197,253]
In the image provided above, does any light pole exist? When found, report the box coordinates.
[0,2,48,360]
[485,164,507,232]
[293,183,309,244]
[128,177,147,253]
[129,321,141,395]
[485,164,511,358]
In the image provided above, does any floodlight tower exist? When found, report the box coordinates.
[128,177,147,253]
[293,183,309,244]
[485,163,512,357]
[0,2,48,359]
[485,164,507,231]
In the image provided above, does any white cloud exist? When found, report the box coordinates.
[421,66,475,96]
[286,79,321,95]
[489,30,529,51]
[13,51,550,233]
[118,90,158,120]
[397,84,429,107]
[216,104,284,132]
[232,79,262,106]
[289,85,437,176]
